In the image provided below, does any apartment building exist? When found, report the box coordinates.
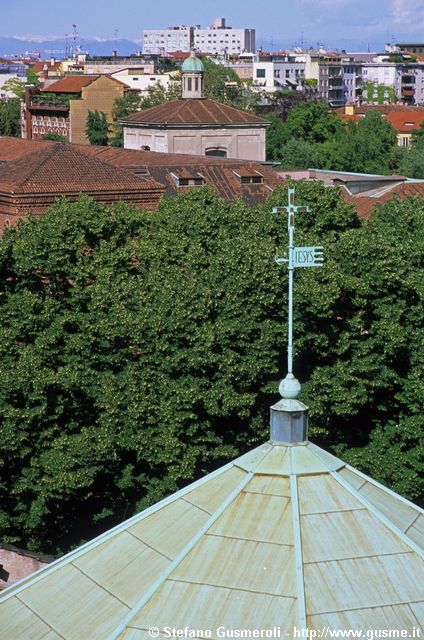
[304,52,344,106]
[143,18,255,55]
[253,57,305,92]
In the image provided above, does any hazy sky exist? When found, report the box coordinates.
[3,0,424,49]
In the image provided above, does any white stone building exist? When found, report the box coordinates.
[143,18,255,56]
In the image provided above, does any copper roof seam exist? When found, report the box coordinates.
[329,471,424,557]
[404,513,422,535]
[204,532,294,548]
[15,595,63,639]
[289,454,307,629]
[306,598,424,618]
[107,471,254,640]
[125,531,173,562]
[302,550,415,565]
[70,562,131,609]
[305,442,345,472]
[343,463,424,515]
[166,577,297,600]
[0,460,237,604]
[301,507,367,516]
[180,496,212,516]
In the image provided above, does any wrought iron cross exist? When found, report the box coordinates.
[272,188,323,399]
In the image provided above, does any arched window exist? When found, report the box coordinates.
[205,148,227,157]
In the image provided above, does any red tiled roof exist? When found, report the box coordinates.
[0,137,165,229]
[43,75,100,93]
[0,139,162,194]
[121,98,269,126]
[31,60,62,73]
[76,145,283,204]
[385,111,424,132]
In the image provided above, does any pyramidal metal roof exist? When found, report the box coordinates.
[0,438,423,637]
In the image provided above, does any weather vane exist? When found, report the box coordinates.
[273,188,324,400]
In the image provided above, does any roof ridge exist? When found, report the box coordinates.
[289,455,307,629]
[330,470,424,558]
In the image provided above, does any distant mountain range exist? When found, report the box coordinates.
[0,35,140,58]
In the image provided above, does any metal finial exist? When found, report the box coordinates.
[272,188,323,399]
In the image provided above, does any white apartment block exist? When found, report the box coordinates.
[143,18,255,55]
[253,59,304,92]
[362,63,403,100]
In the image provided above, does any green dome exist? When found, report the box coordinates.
[182,52,204,73]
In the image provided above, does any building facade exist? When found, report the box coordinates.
[143,18,255,55]
[253,58,305,93]
[121,53,268,161]
[21,75,126,144]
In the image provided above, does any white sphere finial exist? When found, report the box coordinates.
[279,373,301,399]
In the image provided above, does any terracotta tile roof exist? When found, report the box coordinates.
[76,145,282,204]
[0,138,165,229]
[0,139,162,194]
[43,75,100,93]
[385,111,424,133]
[121,98,269,126]
[31,60,62,73]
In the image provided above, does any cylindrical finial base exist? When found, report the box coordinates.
[270,398,308,443]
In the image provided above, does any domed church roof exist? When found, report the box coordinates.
[181,50,204,73]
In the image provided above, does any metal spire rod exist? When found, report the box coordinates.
[272,188,323,399]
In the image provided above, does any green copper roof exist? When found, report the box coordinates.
[182,51,204,73]
[0,439,423,637]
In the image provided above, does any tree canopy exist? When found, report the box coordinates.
[85,109,109,146]
[268,103,400,175]
[0,184,422,556]
[0,99,21,137]
[399,121,424,179]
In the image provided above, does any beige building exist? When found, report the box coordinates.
[22,75,126,144]
[121,52,268,160]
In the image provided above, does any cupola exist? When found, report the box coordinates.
[181,51,204,99]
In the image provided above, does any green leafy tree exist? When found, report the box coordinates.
[42,132,69,143]
[376,84,386,105]
[1,77,26,100]
[0,99,21,137]
[0,184,360,554]
[276,138,322,169]
[260,90,306,120]
[283,100,342,144]
[399,121,424,178]
[0,183,422,556]
[85,109,110,146]
[326,109,398,174]
[26,69,40,86]
[365,82,375,103]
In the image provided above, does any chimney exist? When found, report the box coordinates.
[50,57,55,67]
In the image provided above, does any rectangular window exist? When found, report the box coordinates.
[256,68,266,78]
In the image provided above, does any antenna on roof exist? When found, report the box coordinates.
[270,188,324,443]
[72,24,78,59]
